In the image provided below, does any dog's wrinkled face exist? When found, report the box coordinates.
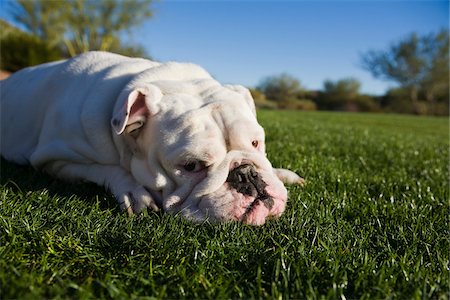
[113,79,287,225]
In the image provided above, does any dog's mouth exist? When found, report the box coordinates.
[241,192,275,222]
[226,164,279,224]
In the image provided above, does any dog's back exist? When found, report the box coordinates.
[0,52,158,166]
[1,60,67,164]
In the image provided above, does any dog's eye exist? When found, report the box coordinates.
[252,140,259,148]
[183,161,205,172]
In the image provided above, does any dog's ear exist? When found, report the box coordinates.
[225,84,256,116]
[111,85,162,135]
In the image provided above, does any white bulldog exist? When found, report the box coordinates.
[1,52,303,225]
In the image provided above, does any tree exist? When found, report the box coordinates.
[256,73,304,103]
[323,78,360,97]
[9,0,66,48]
[361,33,424,113]
[8,0,153,57]
[0,20,62,72]
[381,87,416,114]
[63,0,153,56]
[319,78,375,111]
[420,30,449,114]
[361,29,449,114]
[323,78,360,108]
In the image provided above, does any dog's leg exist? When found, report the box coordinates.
[273,168,305,186]
[53,163,160,215]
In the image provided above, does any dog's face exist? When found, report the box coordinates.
[111,79,287,225]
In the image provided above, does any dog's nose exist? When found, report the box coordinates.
[226,164,266,197]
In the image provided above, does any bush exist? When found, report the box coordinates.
[353,95,382,112]
[0,32,63,72]
[279,98,317,111]
[432,102,449,116]
[250,88,279,109]
[384,99,415,114]
[256,73,304,103]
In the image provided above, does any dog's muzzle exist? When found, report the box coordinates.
[226,164,274,211]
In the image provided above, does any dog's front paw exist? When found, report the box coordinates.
[117,186,160,215]
[274,168,306,186]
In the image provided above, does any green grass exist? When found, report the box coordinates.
[1,111,448,299]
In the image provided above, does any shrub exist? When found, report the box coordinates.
[0,32,63,72]
[353,95,382,112]
[250,88,279,109]
[279,98,317,111]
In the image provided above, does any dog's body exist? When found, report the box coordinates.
[1,52,302,225]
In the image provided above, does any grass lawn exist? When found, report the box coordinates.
[1,111,448,299]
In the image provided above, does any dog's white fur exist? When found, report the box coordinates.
[1,52,303,225]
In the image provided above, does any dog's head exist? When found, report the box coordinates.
[111,79,287,225]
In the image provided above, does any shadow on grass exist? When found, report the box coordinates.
[0,157,118,211]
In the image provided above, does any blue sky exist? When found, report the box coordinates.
[1,0,448,95]
[133,0,448,95]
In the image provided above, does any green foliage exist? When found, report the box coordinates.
[249,88,278,109]
[1,111,448,299]
[279,98,317,111]
[324,78,361,95]
[250,88,317,110]
[356,95,381,112]
[381,86,449,116]
[361,29,449,114]
[10,0,67,47]
[61,0,153,56]
[3,0,153,62]
[256,74,319,111]
[0,22,62,72]
[317,78,380,112]
[362,34,425,86]
[257,73,304,103]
